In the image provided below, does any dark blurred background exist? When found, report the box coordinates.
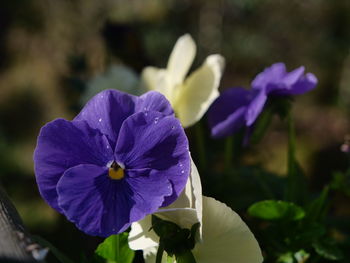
[1,0,350,261]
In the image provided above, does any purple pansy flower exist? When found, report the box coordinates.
[34,90,190,237]
[208,63,317,138]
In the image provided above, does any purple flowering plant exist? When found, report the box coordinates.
[33,89,191,237]
[208,63,318,139]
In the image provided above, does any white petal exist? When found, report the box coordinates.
[128,215,159,251]
[175,54,225,127]
[141,67,174,102]
[167,34,196,87]
[156,159,203,239]
[192,197,263,263]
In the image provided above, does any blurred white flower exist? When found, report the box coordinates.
[141,34,225,127]
[128,162,263,263]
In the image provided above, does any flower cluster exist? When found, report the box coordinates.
[33,34,318,263]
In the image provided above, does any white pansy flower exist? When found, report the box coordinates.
[128,161,263,263]
[142,34,225,127]
[129,196,263,263]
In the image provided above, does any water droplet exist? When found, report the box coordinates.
[179,163,183,167]
[98,118,102,122]
[106,145,110,149]
[154,117,159,124]
[171,126,175,129]
[181,170,185,174]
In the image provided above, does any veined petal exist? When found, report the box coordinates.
[192,197,263,263]
[141,67,174,102]
[175,54,225,127]
[156,159,203,238]
[115,111,190,206]
[57,164,134,236]
[74,89,137,147]
[33,119,113,212]
[167,34,196,87]
[128,159,203,249]
[136,91,174,116]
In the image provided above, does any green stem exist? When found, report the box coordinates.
[286,111,297,202]
[194,123,206,171]
[113,234,120,260]
[156,241,165,263]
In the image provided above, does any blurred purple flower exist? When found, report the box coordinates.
[208,63,317,138]
[34,90,190,237]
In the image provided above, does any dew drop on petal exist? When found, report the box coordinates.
[181,170,185,174]
[98,118,102,122]
[171,126,175,129]
[154,117,159,124]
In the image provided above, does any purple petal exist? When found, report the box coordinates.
[57,164,133,236]
[251,63,286,90]
[74,89,137,147]
[57,165,172,237]
[289,72,318,95]
[282,66,305,87]
[34,119,113,212]
[136,91,174,116]
[114,111,190,206]
[208,87,253,138]
[126,168,172,220]
[245,89,267,126]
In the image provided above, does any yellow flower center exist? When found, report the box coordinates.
[108,162,125,180]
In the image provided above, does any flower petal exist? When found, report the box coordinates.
[192,196,263,263]
[156,159,203,237]
[128,159,203,250]
[57,164,133,236]
[245,88,267,126]
[289,72,318,95]
[33,119,113,212]
[57,164,172,237]
[208,87,253,138]
[167,34,196,87]
[115,111,190,206]
[136,91,174,116]
[175,54,225,127]
[251,62,286,90]
[128,214,160,250]
[74,89,137,146]
[141,67,173,100]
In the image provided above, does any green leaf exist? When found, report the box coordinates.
[277,252,294,263]
[312,239,344,260]
[305,187,329,223]
[95,233,134,263]
[248,200,305,221]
